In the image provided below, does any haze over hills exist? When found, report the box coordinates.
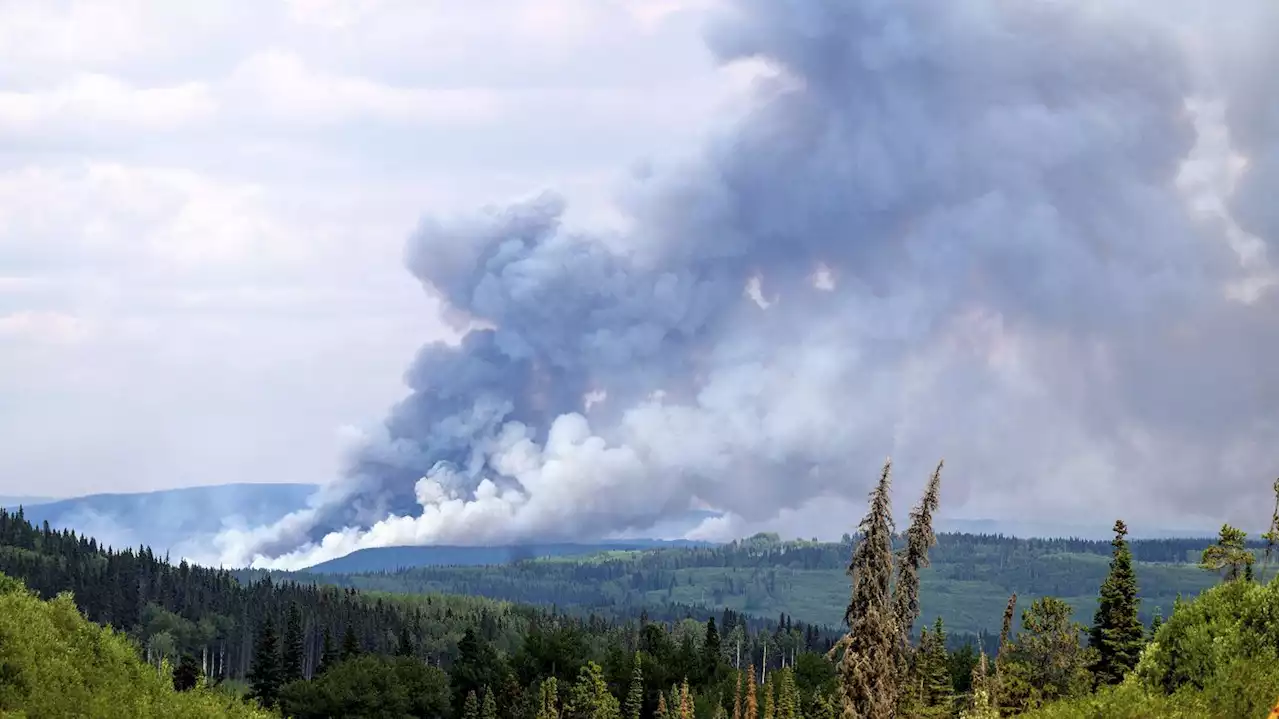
[2,481,1231,570]
[15,483,316,557]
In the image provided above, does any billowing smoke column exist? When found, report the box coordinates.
[216,0,1278,569]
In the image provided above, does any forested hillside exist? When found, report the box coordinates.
[249,531,1273,639]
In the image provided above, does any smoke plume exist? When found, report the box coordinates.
[215,0,1277,570]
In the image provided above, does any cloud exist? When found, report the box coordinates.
[216,0,1277,570]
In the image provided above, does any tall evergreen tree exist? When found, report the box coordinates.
[762,673,775,719]
[317,626,339,676]
[397,626,414,657]
[921,618,952,715]
[625,652,644,719]
[1089,520,1144,685]
[704,617,722,681]
[340,622,360,661]
[281,603,304,684]
[891,461,943,644]
[838,459,898,719]
[464,690,481,719]
[247,616,283,709]
[732,670,743,719]
[745,665,758,719]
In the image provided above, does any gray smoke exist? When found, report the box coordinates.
[214,0,1277,569]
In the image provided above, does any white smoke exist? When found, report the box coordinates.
[214,0,1277,571]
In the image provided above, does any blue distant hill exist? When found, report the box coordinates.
[0,495,56,509]
[303,539,713,573]
[15,483,317,555]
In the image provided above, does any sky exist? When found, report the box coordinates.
[0,0,739,498]
[1,0,1276,568]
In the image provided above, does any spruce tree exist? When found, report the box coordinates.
[733,671,743,719]
[1089,520,1144,685]
[704,617,722,681]
[838,459,898,719]
[397,626,414,657]
[247,615,283,709]
[281,603,304,684]
[465,690,481,719]
[483,688,500,719]
[656,693,670,719]
[922,618,952,714]
[1265,478,1279,560]
[891,461,943,644]
[745,665,758,719]
[625,652,644,719]
[762,673,775,719]
[318,626,338,675]
[340,622,360,660]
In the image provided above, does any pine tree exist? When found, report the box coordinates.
[733,670,743,719]
[762,673,775,719]
[1089,520,1144,685]
[745,665,758,719]
[679,679,694,719]
[838,459,898,719]
[317,626,339,675]
[625,652,644,719]
[465,690,481,719]
[397,626,414,657]
[922,618,953,714]
[704,617,722,681]
[483,688,500,719]
[341,621,360,660]
[1200,524,1255,581]
[281,603,304,684]
[247,615,282,709]
[656,693,670,719]
[891,461,942,651]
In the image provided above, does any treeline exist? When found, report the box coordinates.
[248,532,1264,637]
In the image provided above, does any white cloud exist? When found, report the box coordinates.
[0,75,215,132]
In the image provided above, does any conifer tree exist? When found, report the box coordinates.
[1148,608,1164,640]
[992,593,1016,710]
[465,690,481,719]
[625,652,644,719]
[1265,478,1279,560]
[733,670,743,719]
[762,673,775,719]
[679,679,694,719]
[922,618,952,714]
[704,617,722,681]
[656,693,670,719]
[247,616,282,709]
[397,626,414,657]
[483,688,500,719]
[1089,520,1144,685]
[538,678,562,719]
[172,653,201,692]
[838,459,898,719]
[961,652,997,719]
[340,622,360,660]
[281,603,304,684]
[745,665,758,719]
[891,461,943,649]
[1200,524,1255,582]
[317,627,338,676]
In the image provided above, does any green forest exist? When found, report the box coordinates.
[246,530,1270,643]
[0,464,1276,717]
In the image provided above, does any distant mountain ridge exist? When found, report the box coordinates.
[16,483,317,555]
[303,539,713,573]
[0,495,56,509]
